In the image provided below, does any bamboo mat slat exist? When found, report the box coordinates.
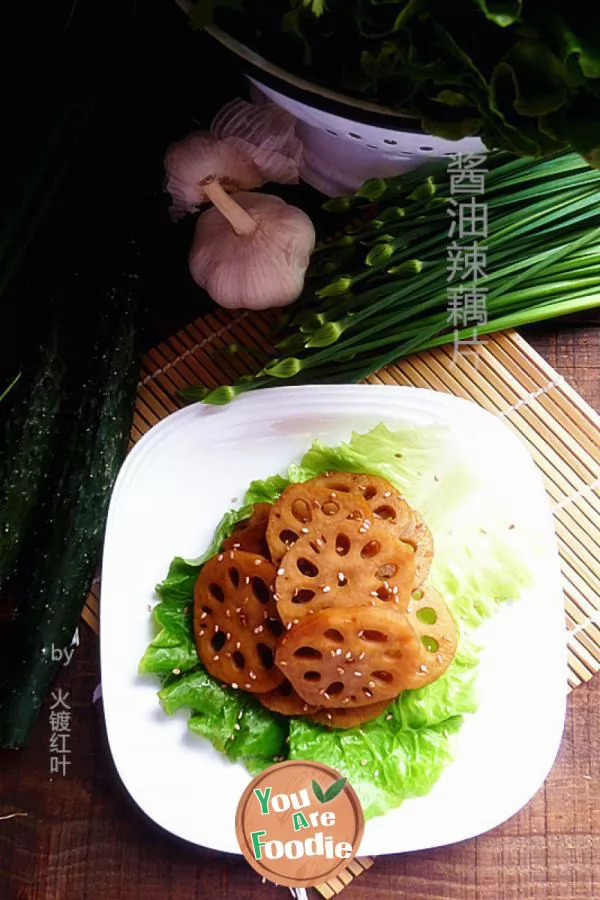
[81,311,600,898]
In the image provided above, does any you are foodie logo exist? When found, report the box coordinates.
[235,760,364,887]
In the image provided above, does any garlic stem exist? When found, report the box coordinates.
[200,176,257,236]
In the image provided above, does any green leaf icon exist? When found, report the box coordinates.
[312,780,326,803]
[323,777,347,803]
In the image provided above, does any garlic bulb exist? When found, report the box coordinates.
[164,100,303,220]
[211,99,303,186]
[189,178,315,310]
[164,132,262,220]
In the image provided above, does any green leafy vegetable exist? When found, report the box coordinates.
[208,1,600,165]
[140,423,532,818]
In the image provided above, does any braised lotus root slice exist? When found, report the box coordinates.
[266,483,371,565]
[308,471,433,586]
[222,503,271,557]
[258,679,318,717]
[194,550,285,693]
[276,606,421,708]
[275,518,415,625]
[309,700,390,730]
[401,585,458,689]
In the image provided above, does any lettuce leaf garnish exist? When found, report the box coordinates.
[139,423,531,817]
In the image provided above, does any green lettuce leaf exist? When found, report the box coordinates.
[289,715,463,820]
[160,670,288,771]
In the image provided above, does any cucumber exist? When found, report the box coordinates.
[0,322,66,588]
[0,241,142,749]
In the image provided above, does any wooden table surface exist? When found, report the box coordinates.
[0,323,598,900]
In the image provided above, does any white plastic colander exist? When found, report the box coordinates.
[249,79,486,196]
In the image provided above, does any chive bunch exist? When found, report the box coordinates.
[183,152,600,405]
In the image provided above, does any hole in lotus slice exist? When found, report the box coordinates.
[361,540,381,559]
[335,533,351,556]
[232,650,245,669]
[293,646,323,660]
[363,484,377,501]
[304,670,322,682]
[258,679,318,717]
[421,635,439,653]
[209,583,225,603]
[325,681,344,696]
[228,567,240,588]
[297,557,319,578]
[371,669,393,683]
[373,504,396,521]
[211,631,226,652]
[416,606,437,625]
[292,589,316,604]
[376,563,397,579]
[265,617,284,637]
[257,643,275,670]
[360,628,388,643]
[322,499,341,516]
[291,498,312,524]
[252,576,270,604]
[375,585,391,602]
[324,628,344,643]
[280,528,299,547]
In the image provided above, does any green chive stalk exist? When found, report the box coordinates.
[180,151,600,406]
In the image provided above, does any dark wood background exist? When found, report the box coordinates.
[2,2,599,897]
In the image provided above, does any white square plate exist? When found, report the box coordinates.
[100,385,566,857]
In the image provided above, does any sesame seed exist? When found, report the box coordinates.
[172,668,181,675]
[358,652,366,660]
[368,681,375,688]
[342,698,350,704]
[249,671,257,679]
[279,661,288,667]
[322,586,332,593]
[245,576,250,585]
[217,554,224,562]
[335,648,342,656]
[337,667,345,675]
[353,671,362,677]
[330,650,336,658]
[200,612,207,619]
[236,641,241,649]
[302,705,308,712]
[406,603,414,613]
[226,632,231,640]
[230,551,235,560]
[319,688,325,695]
[323,692,330,700]
[255,559,262,566]
[383,491,391,498]
[236,607,242,613]
[244,683,251,688]
[392,585,399,594]
[301,527,309,534]
[386,714,393,720]
[231,683,238,689]
[374,770,379,777]
[277,568,285,576]
[286,622,293,630]
[364,689,373,698]
[360,759,368,766]
[326,713,332,720]
[234,723,241,731]
[214,625,219,632]
[370,591,379,597]
[420,664,428,672]
[436,654,443,664]
[225,610,231,618]
[233,543,241,550]
[345,651,352,660]
[213,655,220,662]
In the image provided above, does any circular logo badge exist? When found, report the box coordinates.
[235,760,364,888]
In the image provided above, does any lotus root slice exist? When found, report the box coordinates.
[222,503,271,558]
[401,585,458,689]
[276,606,421,708]
[258,679,318,717]
[308,471,433,585]
[275,517,415,625]
[309,699,390,730]
[266,483,371,565]
[194,550,284,693]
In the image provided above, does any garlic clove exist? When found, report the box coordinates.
[211,99,302,184]
[189,189,315,311]
[164,131,262,220]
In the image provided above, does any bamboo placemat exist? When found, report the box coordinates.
[83,310,599,898]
